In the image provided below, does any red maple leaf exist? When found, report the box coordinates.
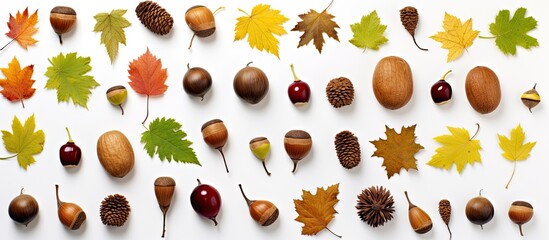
[128,48,168,124]
[2,8,38,50]
[0,57,35,108]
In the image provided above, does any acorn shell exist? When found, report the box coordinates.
[405,191,432,234]
[201,119,228,149]
[249,200,279,226]
[284,130,312,161]
[185,6,216,37]
[509,201,533,236]
[372,56,413,110]
[233,64,269,104]
[50,6,77,39]
[465,66,501,114]
[96,130,135,178]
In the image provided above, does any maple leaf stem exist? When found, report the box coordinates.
[324,226,342,238]
[478,36,496,39]
[237,8,250,16]
[0,154,17,160]
[324,0,335,12]
[470,123,480,140]
[412,36,428,51]
[142,95,150,125]
[213,7,225,16]
[20,99,25,109]
[505,160,517,189]
[0,38,16,51]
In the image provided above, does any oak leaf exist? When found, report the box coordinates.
[0,57,35,108]
[430,13,479,62]
[349,11,388,52]
[498,124,536,189]
[1,114,45,170]
[427,124,482,173]
[294,183,341,238]
[141,117,199,165]
[128,48,168,124]
[371,125,424,179]
[481,8,538,55]
[93,9,131,63]
[44,52,100,109]
[2,8,38,50]
[234,4,289,58]
[291,1,339,53]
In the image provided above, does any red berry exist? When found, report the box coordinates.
[59,128,81,167]
[288,64,311,105]
[431,70,453,105]
[190,179,221,225]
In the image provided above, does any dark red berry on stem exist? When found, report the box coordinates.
[431,70,452,105]
[288,64,310,105]
[190,179,221,225]
[59,127,81,167]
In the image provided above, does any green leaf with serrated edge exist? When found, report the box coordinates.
[483,8,538,55]
[44,52,99,108]
[349,11,388,51]
[141,117,200,165]
[93,9,131,63]
[1,114,45,170]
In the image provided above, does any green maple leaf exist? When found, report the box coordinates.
[93,9,131,63]
[349,11,388,51]
[141,117,200,165]
[44,52,100,108]
[482,8,538,55]
[1,114,45,170]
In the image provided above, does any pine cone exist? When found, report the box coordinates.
[100,194,131,227]
[356,186,395,228]
[439,199,452,237]
[400,6,418,36]
[136,1,173,35]
[326,77,354,108]
[334,130,361,169]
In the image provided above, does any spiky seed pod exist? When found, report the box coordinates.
[356,186,395,228]
[99,194,131,227]
[135,1,174,35]
[439,199,452,239]
[334,130,361,169]
[326,77,355,108]
[400,6,427,51]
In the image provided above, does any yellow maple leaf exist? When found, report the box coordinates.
[498,124,536,189]
[234,4,289,58]
[430,13,479,62]
[427,124,482,173]
[294,183,341,238]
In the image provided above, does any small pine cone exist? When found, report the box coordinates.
[439,199,451,225]
[400,6,418,36]
[326,77,355,108]
[100,194,131,227]
[334,130,361,169]
[136,1,174,35]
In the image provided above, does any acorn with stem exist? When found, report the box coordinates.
[521,84,540,113]
[249,137,271,175]
[404,191,432,234]
[185,6,224,49]
[238,184,279,226]
[201,119,229,173]
[154,177,176,238]
[106,85,128,115]
[284,130,312,173]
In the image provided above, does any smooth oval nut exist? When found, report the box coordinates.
[465,66,501,114]
[372,56,413,110]
[97,130,135,178]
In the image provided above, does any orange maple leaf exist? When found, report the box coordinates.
[2,8,38,50]
[294,183,341,238]
[0,57,35,108]
[128,48,168,124]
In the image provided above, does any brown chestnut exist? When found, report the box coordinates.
[508,201,533,236]
[465,190,494,229]
[8,188,39,226]
[284,130,312,173]
[50,6,76,44]
[233,62,269,104]
[183,64,212,101]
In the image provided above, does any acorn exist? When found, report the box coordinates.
[284,130,312,173]
[508,201,533,236]
[154,177,176,238]
[8,188,39,226]
[201,119,229,173]
[185,6,223,49]
[183,64,212,101]
[50,6,77,45]
[106,85,128,115]
[238,184,279,226]
[404,191,432,234]
[55,184,86,230]
[465,190,494,229]
[249,137,271,176]
[521,84,540,113]
[233,62,269,105]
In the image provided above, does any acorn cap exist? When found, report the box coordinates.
[511,201,533,208]
[155,176,176,187]
[285,130,311,139]
[51,6,76,15]
[201,119,223,131]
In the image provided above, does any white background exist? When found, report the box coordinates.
[0,0,547,239]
